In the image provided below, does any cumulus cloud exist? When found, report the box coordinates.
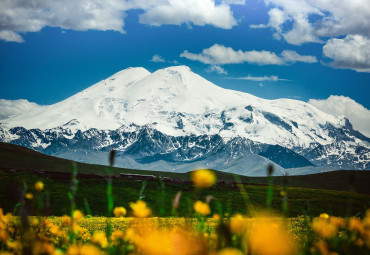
[206,65,227,74]
[150,54,166,62]
[139,0,237,29]
[0,99,42,120]
[180,44,317,65]
[228,75,289,82]
[281,50,317,63]
[0,0,238,42]
[323,35,370,73]
[252,0,370,45]
[308,95,370,137]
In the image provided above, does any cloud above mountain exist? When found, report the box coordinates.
[0,0,238,43]
[252,0,370,45]
[180,44,317,65]
[309,95,370,137]
[323,35,370,73]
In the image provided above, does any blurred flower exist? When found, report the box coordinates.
[191,169,216,188]
[25,192,34,200]
[217,248,244,255]
[35,181,44,191]
[62,215,72,226]
[67,244,102,255]
[130,200,151,218]
[213,214,221,221]
[111,230,125,243]
[72,210,84,221]
[193,201,211,216]
[349,218,364,234]
[92,232,108,248]
[312,217,338,239]
[320,213,330,220]
[248,217,296,255]
[329,216,345,228]
[113,207,126,217]
[230,214,248,234]
[132,227,206,255]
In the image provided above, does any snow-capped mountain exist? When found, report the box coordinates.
[1,66,369,175]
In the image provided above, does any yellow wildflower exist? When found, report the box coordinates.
[320,213,330,220]
[25,193,34,200]
[329,217,345,228]
[213,213,221,221]
[111,230,125,243]
[129,200,151,218]
[217,248,244,255]
[349,217,364,234]
[133,227,206,255]
[312,218,338,238]
[35,181,44,191]
[72,210,84,221]
[193,201,211,216]
[191,169,216,188]
[230,214,248,234]
[67,244,102,255]
[113,206,127,217]
[92,231,108,248]
[62,215,72,226]
[248,217,296,255]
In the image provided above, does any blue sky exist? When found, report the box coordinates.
[0,0,369,111]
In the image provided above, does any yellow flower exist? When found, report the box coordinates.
[67,245,102,255]
[130,200,151,218]
[349,217,364,234]
[213,213,221,221]
[329,216,345,228]
[62,215,72,226]
[132,227,206,255]
[320,213,330,220]
[111,230,125,243]
[92,231,108,248]
[230,214,247,234]
[312,218,338,238]
[193,201,211,216]
[248,217,296,255]
[35,181,44,191]
[25,193,34,200]
[72,210,84,221]
[191,169,216,188]
[113,207,127,217]
[217,248,244,255]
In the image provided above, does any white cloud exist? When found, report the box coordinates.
[308,95,370,137]
[323,35,370,73]
[0,30,25,43]
[150,54,166,62]
[0,99,42,120]
[206,65,227,74]
[252,0,370,45]
[180,44,283,65]
[0,0,238,42]
[180,44,317,65]
[281,50,317,63]
[228,75,289,82]
[139,0,237,29]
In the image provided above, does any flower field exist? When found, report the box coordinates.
[1,153,370,254]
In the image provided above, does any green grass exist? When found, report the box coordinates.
[1,169,369,218]
[1,142,370,218]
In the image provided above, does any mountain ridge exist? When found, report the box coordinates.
[1,66,369,174]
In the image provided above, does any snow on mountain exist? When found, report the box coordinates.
[1,66,349,148]
[1,66,369,174]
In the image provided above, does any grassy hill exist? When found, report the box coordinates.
[1,142,369,217]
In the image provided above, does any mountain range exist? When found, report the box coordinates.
[1,66,369,175]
